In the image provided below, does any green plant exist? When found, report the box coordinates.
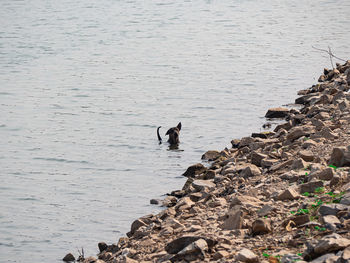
[311,199,323,209]
[328,164,337,171]
[314,226,326,231]
[315,187,325,194]
[302,192,310,197]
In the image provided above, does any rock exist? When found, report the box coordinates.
[252,218,272,234]
[213,250,230,260]
[313,233,350,256]
[258,205,275,217]
[287,126,316,141]
[182,163,207,178]
[340,192,350,205]
[177,238,208,256]
[322,215,341,226]
[202,150,220,161]
[261,158,279,168]
[220,205,244,230]
[284,214,310,227]
[63,253,75,262]
[317,168,334,181]
[165,236,203,254]
[240,164,261,178]
[328,146,350,167]
[239,137,255,148]
[150,199,160,205]
[192,179,216,191]
[251,151,268,167]
[318,127,338,140]
[299,150,315,162]
[175,197,194,211]
[309,253,338,263]
[98,242,108,253]
[265,107,289,118]
[236,248,259,263]
[162,196,177,207]
[300,181,324,193]
[281,254,303,263]
[277,188,300,201]
[291,158,308,170]
[342,246,350,260]
[318,204,348,216]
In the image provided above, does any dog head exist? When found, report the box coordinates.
[166,122,181,145]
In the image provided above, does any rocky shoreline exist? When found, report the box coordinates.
[65,60,350,263]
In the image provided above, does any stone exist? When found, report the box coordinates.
[287,126,316,141]
[173,238,208,261]
[240,164,261,178]
[340,192,350,205]
[202,150,220,161]
[322,215,341,226]
[98,242,108,253]
[318,127,338,140]
[299,150,314,162]
[300,181,324,193]
[284,214,310,227]
[63,253,75,262]
[213,250,230,260]
[314,233,350,255]
[162,196,177,207]
[192,180,216,191]
[265,107,289,118]
[342,246,350,260]
[236,248,259,263]
[277,188,300,201]
[318,204,348,216]
[150,199,160,205]
[258,205,275,216]
[182,163,207,178]
[309,253,337,263]
[261,158,279,168]
[317,168,334,181]
[252,218,272,234]
[251,151,268,167]
[220,205,244,230]
[291,158,308,170]
[328,146,350,167]
[127,216,152,237]
[281,254,303,263]
[175,197,194,211]
[165,236,203,254]
[166,218,185,229]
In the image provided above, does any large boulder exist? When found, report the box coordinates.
[328,146,350,167]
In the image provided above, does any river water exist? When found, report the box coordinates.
[1,0,350,262]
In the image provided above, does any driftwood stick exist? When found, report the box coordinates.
[312,46,347,64]
[328,46,334,69]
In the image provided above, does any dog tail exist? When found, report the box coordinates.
[157,126,162,143]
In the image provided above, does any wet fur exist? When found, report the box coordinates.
[157,122,181,145]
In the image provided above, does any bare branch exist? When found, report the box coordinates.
[312,46,347,65]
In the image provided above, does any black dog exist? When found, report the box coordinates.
[157,122,181,145]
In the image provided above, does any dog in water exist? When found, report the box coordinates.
[157,122,181,145]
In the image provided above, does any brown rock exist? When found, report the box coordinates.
[277,188,300,201]
[252,219,272,234]
[191,179,216,191]
[287,126,316,141]
[291,158,308,170]
[265,107,289,118]
[182,163,207,178]
[314,233,350,255]
[220,205,244,230]
[251,151,268,167]
[300,181,324,193]
[299,150,314,162]
[63,253,75,262]
[236,248,259,263]
[317,168,334,180]
[201,150,220,161]
[213,250,230,260]
[240,164,261,178]
[328,146,350,167]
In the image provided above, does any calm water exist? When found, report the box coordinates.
[1,0,350,262]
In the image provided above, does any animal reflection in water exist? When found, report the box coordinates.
[157,122,182,150]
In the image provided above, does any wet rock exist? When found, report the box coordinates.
[220,205,244,230]
[277,188,300,201]
[328,146,350,167]
[182,163,207,178]
[202,150,220,161]
[252,218,272,235]
[236,248,259,263]
[150,199,160,205]
[300,180,324,193]
[63,253,75,262]
[98,242,108,253]
[265,107,289,118]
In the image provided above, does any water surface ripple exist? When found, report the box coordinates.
[1,0,350,262]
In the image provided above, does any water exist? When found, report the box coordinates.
[0,0,349,261]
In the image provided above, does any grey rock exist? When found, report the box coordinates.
[314,233,350,255]
[328,146,350,167]
[191,179,216,191]
[63,253,75,262]
[220,205,244,230]
[277,188,300,201]
[300,181,324,193]
[319,204,348,216]
[265,107,289,118]
[251,151,268,167]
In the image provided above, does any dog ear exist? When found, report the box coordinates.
[165,129,171,135]
[177,122,182,131]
